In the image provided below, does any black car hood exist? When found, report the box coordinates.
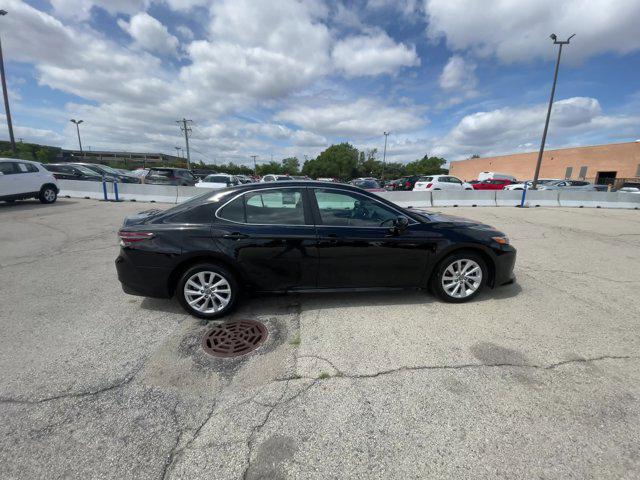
[409,208,497,230]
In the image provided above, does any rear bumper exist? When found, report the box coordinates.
[115,252,172,298]
[493,245,517,287]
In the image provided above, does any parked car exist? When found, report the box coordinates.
[477,172,518,182]
[43,163,103,182]
[385,179,401,190]
[195,174,240,189]
[502,179,560,190]
[68,163,141,183]
[0,158,59,204]
[316,177,338,182]
[618,182,640,193]
[395,175,425,191]
[537,180,597,191]
[261,174,292,182]
[236,175,255,184]
[143,167,198,186]
[352,178,385,192]
[116,181,516,318]
[413,175,474,191]
[472,179,515,190]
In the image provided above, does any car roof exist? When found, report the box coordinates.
[0,157,40,165]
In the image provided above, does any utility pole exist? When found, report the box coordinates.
[0,10,15,152]
[381,131,389,180]
[532,33,575,189]
[250,155,258,176]
[177,118,192,169]
[70,119,84,153]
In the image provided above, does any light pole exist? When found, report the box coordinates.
[250,155,258,176]
[531,33,575,190]
[70,119,84,153]
[0,10,16,152]
[381,131,389,180]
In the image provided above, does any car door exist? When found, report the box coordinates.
[0,161,19,195]
[311,187,435,288]
[14,162,42,193]
[448,176,465,190]
[212,187,318,291]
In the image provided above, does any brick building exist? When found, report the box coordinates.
[449,141,640,186]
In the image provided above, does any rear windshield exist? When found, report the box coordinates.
[148,169,174,178]
[418,176,433,182]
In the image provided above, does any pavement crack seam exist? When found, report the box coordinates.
[293,355,638,381]
[159,400,219,480]
[242,379,317,480]
[0,363,144,405]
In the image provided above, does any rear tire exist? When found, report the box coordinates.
[39,186,57,204]
[431,252,487,303]
[176,263,239,319]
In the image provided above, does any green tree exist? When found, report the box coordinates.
[302,143,359,180]
[281,157,300,175]
[404,155,448,176]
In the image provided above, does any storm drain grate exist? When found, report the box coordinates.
[202,319,268,357]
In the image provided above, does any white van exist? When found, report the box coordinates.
[477,172,517,182]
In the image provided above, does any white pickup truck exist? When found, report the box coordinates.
[0,158,59,204]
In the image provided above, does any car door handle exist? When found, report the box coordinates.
[223,232,250,240]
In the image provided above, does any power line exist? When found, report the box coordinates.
[176,118,193,169]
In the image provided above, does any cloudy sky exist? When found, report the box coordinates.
[2,0,639,167]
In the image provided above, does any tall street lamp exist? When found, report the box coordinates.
[531,33,575,190]
[70,119,84,153]
[381,131,389,180]
[0,10,16,152]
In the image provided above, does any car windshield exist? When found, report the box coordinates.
[75,165,99,175]
[418,176,433,182]
[148,169,173,178]
[95,164,121,174]
[354,179,380,188]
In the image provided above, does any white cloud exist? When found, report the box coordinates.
[433,97,639,159]
[439,55,476,92]
[367,0,422,17]
[118,13,179,55]
[332,31,420,77]
[425,0,640,63]
[176,25,194,40]
[276,99,426,137]
[50,0,150,20]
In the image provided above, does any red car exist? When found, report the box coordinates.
[471,179,515,190]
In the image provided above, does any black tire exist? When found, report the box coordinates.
[430,252,488,303]
[39,186,57,204]
[176,263,239,319]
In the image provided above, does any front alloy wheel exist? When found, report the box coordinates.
[432,253,487,303]
[177,264,238,319]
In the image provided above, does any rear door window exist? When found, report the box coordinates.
[245,189,305,224]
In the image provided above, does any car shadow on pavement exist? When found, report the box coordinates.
[138,280,522,318]
[0,199,81,212]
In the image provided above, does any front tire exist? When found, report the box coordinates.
[176,263,239,319]
[431,252,487,303]
[39,186,57,204]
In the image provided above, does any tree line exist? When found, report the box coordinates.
[202,143,448,180]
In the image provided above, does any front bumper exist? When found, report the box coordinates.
[493,245,517,287]
[115,251,172,298]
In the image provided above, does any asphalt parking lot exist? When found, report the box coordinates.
[1,198,639,479]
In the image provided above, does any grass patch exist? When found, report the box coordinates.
[318,372,331,380]
[289,334,301,346]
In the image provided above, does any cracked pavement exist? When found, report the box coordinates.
[1,199,639,479]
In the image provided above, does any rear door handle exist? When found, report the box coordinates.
[223,232,250,240]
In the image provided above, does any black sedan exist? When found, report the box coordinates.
[116,181,516,319]
[43,163,103,182]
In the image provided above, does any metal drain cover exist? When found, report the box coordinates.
[202,319,268,357]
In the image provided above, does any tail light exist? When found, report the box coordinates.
[118,230,154,247]
[426,183,433,189]
[405,182,411,187]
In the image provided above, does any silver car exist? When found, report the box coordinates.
[538,180,597,191]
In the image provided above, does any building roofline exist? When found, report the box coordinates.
[451,140,640,163]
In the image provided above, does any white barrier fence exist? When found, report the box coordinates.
[57,180,640,209]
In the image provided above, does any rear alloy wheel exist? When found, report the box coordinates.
[39,186,57,204]
[431,253,487,303]
[177,264,238,319]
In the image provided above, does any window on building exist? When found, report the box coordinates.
[578,166,588,180]
[564,166,573,179]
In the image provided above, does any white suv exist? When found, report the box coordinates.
[0,158,59,204]
[413,175,474,191]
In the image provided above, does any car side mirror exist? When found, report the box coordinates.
[392,216,409,233]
